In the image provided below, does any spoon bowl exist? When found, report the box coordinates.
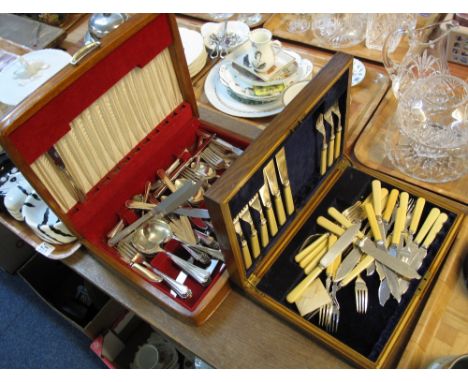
[132,219,171,254]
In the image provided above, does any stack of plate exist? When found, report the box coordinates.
[179,27,207,78]
[205,44,313,118]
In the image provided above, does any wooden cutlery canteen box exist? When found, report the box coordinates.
[204,53,465,367]
[0,14,253,325]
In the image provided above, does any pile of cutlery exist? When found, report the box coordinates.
[233,147,295,268]
[287,179,449,333]
[106,132,244,298]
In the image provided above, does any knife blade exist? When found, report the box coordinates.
[331,103,342,160]
[334,247,362,282]
[234,216,252,269]
[324,108,335,167]
[275,147,294,216]
[259,180,278,237]
[286,223,360,303]
[249,193,269,248]
[264,159,287,226]
[108,179,202,246]
[240,205,261,259]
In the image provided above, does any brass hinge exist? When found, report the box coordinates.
[246,273,260,288]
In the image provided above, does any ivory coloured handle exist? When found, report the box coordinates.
[422,213,448,249]
[286,267,323,304]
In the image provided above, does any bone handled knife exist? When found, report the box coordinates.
[264,160,287,226]
[372,180,387,242]
[324,109,335,167]
[259,182,278,237]
[332,103,342,160]
[382,189,400,232]
[286,224,361,303]
[240,205,261,259]
[412,213,448,269]
[414,208,441,247]
[234,216,252,269]
[275,147,295,216]
[390,192,409,258]
[249,194,269,248]
[294,234,329,263]
[299,236,329,270]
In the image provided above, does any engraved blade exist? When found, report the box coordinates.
[319,224,360,269]
[334,247,361,282]
[263,159,280,196]
[275,147,290,186]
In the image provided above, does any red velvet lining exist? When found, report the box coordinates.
[9,14,173,165]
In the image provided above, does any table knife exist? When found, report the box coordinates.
[249,193,269,248]
[240,205,261,259]
[275,147,294,216]
[382,189,399,233]
[331,103,342,160]
[108,179,203,246]
[264,160,286,226]
[410,213,448,270]
[372,180,387,243]
[286,223,360,303]
[400,197,426,258]
[389,192,409,258]
[318,214,420,280]
[234,216,252,269]
[324,109,335,167]
[410,207,441,260]
[294,234,329,263]
[259,182,278,237]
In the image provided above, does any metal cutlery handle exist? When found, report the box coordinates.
[149,265,192,299]
[131,262,163,283]
[409,197,426,235]
[383,189,399,223]
[165,252,211,286]
[181,243,211,265]
[422,213,448,249]
[392,192,408,246]
[414,208,441,246]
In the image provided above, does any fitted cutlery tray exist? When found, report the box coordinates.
[0,14,251,325]
[205,53,464,367]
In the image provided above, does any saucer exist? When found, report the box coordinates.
[201,21,249,53]
[352,58,366,87]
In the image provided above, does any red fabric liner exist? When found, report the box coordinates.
[9,14,173,165]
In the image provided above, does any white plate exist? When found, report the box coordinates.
[22,193,77,245]
[0,49,71,106]
[201,21,249,52]
[179,27,205,67]
[352,58,366,87]
[219,53,313,102]
[282,80,310,107]
[204,62,285,118]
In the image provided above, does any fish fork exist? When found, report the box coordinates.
[354,274,368,314]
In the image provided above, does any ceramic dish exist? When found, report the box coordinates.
[0,49,71,106]
[179,27,205,66]
[205,62,286,118]
[281,80,310,107]
[219,52,313,103]
[201,21,249,53]
[4,179,33,221]
[352,58,366,87]
[22,193,77,245]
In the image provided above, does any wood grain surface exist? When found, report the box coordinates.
[180,13,269,28]
[264,13,444,64]
[398,217,468,368]
[354,89,468,206]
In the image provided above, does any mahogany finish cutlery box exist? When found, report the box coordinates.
[204,53,465,367]
[0,14,252,325]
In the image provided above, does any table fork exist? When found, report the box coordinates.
[354,274,368,314]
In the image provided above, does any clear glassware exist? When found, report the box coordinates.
[386,74,468,183]
[208,13,234,21]
[236,13,262,27]
[383,19,459,99]
[311,13,367,48]
[287,13,310,33]
[365,13,417,52]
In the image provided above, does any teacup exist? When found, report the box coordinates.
[248,28,280,73]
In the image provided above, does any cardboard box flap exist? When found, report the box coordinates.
[205,53,353,286]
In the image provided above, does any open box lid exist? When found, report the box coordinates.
[205,53,353,287]
[0,14,198,236]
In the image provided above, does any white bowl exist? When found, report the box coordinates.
[201,21,249,52]
[22,193,77,245]
[4,182,33,221]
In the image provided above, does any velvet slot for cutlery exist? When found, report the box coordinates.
[205,52,465,367]
[0,14,250,325]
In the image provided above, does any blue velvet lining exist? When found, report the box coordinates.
[256,167,457,362]
[229,72,349,275]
